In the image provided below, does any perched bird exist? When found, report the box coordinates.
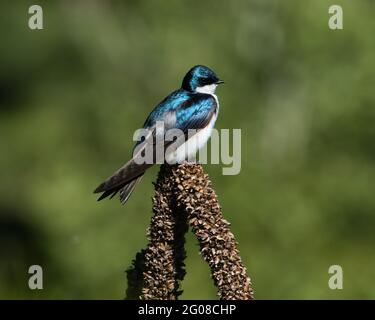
[94,65,224,204]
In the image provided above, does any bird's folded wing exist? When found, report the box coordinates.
[94,94,217,195]
[174,94,217,133]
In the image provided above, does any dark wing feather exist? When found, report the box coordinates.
[175,94,217,132]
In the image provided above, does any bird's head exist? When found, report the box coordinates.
[181,65,224,94]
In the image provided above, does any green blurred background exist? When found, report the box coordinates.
[1,0,374,299]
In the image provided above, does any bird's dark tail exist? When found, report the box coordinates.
[119,175,143,204]
[95,175,143,204]
[93,151,153,203]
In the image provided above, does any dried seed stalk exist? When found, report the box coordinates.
[171,164,254,300]
[136,165,188,300]
[126,163,254,300]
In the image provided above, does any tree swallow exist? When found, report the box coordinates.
[94,65,224,204]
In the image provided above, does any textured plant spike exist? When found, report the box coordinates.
[171,164,254,300]
[138,165,188,300]
[127,163,254,300]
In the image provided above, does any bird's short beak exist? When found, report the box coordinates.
[216,80,225,85]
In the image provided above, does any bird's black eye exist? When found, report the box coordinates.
[199,78,212,86]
